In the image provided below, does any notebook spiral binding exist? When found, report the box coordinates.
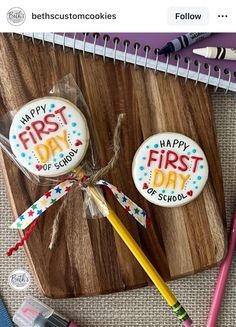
[11,32,232,94]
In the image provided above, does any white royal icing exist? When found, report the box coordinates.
[132,133,209,207]
[10,97,89,177]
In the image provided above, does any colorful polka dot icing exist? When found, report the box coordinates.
[10,97,89,177]
[132,132,209,207]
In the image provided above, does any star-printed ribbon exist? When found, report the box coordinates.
[10,179,149,230]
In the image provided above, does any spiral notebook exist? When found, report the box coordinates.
[19,32,236,93]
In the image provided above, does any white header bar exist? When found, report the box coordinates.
[0,0,236,32]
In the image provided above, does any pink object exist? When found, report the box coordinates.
[207,210,236,327]
[13,296,79,327]
[69,322,79,327]
[183,317,192,326]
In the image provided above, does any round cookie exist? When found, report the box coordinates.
[132,132,209,207]
[9,97,90,177]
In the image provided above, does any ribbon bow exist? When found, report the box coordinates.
[8,178,150,256]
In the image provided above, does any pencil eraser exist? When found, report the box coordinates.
[132,132,208,207]
[182,317,192,327]
[10,97,89,177]
[69,322,79,327]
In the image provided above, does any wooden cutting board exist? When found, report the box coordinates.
[0,34,227,298]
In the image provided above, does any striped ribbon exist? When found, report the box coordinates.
[10,179,149,230]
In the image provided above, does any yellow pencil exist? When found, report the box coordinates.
[75,168,192,326]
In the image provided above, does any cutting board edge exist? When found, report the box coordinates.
[0,152,49,296]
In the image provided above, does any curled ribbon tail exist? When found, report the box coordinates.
[7,179,76,256]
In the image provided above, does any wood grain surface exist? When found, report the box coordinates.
[0,34,227,298]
